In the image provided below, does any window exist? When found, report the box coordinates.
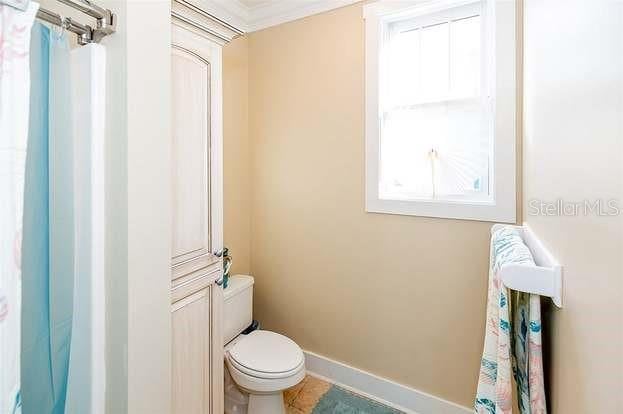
[365,0,516,222]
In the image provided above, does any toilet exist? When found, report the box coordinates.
[223,275,306,414]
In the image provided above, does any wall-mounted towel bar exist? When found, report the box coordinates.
[491,223,563,308]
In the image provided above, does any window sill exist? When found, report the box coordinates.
[365,197,516,223]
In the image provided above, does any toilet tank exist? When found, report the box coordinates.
[223,275,254,345]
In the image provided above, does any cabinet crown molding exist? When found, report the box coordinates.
[172,0,242,45]
[175,0,361,33]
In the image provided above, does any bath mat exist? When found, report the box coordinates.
[311,386,403,414]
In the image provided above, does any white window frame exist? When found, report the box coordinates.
[364,0,516,222]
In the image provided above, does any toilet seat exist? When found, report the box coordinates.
[227,330,304,380]
[225,330,306,394]
[229,356,305,380]
[226,356,305,394]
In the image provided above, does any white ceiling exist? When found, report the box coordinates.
[236,0,275,8]
[199,0,360,32]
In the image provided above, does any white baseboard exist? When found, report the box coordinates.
[303,350,472,414]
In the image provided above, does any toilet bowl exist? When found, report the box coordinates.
[224,276,305,414]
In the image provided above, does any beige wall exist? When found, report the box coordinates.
[244,4,491,407]
[224,36,252,275]
[524,1,623,412]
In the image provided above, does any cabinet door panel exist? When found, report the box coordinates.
[171,46,211,269]
[171,288,211,414]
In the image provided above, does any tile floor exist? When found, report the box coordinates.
[284,375,404,414]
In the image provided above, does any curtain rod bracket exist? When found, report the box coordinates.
[92,9,116,43]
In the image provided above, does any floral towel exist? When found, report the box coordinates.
[475,226,547,414]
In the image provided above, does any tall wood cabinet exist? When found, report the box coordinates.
[170,2,239,412]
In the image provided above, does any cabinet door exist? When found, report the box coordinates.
[171,279,223,414]
[171,20,224,414]
[171,288,211,414]
[171,43,216,277]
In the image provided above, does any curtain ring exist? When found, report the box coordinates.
[55,14,67,37]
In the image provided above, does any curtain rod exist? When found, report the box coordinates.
[37,0,116,45]
[34,0,116,45]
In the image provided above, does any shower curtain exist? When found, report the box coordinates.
[2,3,106,412]
[21,19,107,414]
[0,3,39,413]
[21,21,75,414]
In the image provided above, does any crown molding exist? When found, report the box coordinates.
[184,0,361,34]
[179,0,250,32]
[246,0,361,31]
[172,0,243,44]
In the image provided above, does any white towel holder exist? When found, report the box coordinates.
[491,223,563,308]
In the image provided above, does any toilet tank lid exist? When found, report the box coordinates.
[224,274,254,300]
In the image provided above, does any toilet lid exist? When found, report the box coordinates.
[228,330,304,375]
